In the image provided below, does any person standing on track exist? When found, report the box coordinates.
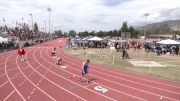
[79,59,90,83]
[17,47,25,61]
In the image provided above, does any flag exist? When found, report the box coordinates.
[3,17,5,22]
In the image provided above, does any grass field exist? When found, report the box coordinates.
[65,47,180,82]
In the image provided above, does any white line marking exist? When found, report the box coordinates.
[5,53,26,101]
[0,81,8,88]
[26,49,87,101]
[37,48,117,101]
[44,49,145,101]
[64,59,179,101]
[63,51,180,89]
[3,90,15,101]
[74,63,180,95]
[47,48,180,101]
[16,51,57,101]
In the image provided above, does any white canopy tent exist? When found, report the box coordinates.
[87,36,103,41]
[157,39,180,45]
[0,37,8,43]
[140,36,146,39]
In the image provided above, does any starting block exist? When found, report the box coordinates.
[60,65,67,69]
[53,56,57,59]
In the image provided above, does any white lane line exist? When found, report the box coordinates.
[5,52,26,101]
[62,50,180,89]
[0,81,8,88]
[44,49,145,101]
[28,49,87,101]
[58,51,180,100]
[62,58,179,101]
[37,48,116,101]
[72,62,180,95]
[3,90,15,101]
[16,51,56,101]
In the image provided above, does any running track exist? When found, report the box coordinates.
[0,38,180,101]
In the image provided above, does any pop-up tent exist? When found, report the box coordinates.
[87,36,103,41]
[140,36,146,39]
[0,36,8,43]
[157,39,180,45]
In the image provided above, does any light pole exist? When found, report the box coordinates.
[29,13,33,31]
[51,25,54,34]
[47,7,51,34]
[144,13,149,37]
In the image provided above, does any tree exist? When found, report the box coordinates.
[121,21,129,32]
[34,22,39,32]
[54,30,63,37]
[69,30,76,37]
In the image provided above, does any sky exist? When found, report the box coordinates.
[0,0,180,32]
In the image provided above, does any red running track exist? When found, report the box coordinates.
[0,38,180,101]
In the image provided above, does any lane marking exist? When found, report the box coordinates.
[37,48,116,101]
[58,51,180,100]
[5,52,26,101]
[62,50,180,89]
[16,51,57,101]
[27,48,87,101]
[3,90,15,101]
[94,86,108,93]
[0,81,8,88]
[44,49,145,101]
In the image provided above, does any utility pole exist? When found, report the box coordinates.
[47,7,51,34]
[144,13,149,37]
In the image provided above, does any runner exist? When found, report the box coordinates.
[51,47,56,56]
[17,47,25,61]
[56,57,62,65]
[79,59,90,83]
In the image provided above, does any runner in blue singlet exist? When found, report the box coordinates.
[79,59,90,83]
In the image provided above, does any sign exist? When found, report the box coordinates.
[94,86,108,93]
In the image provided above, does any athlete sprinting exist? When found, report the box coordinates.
[79,59,90,83]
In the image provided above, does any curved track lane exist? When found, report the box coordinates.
[0,38,180,101]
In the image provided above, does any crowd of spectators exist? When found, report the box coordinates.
[0,24,50,53]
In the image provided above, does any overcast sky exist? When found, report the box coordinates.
[0,0,180,32]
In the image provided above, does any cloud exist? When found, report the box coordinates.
[0,0,180,32]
